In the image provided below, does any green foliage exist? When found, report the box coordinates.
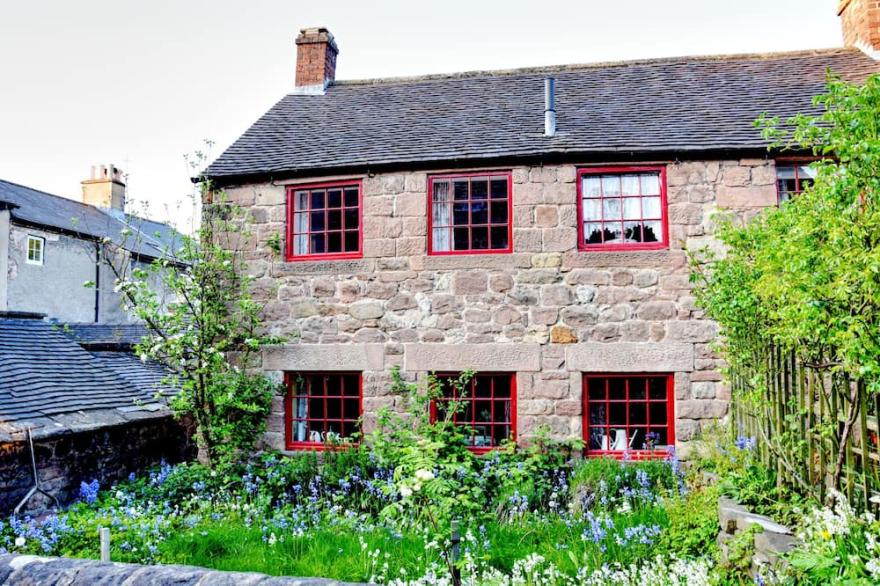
[656,484,720,559]
[109,151,283,466]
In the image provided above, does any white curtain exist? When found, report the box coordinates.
[432,181,451,251]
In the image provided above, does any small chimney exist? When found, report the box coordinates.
[81,164,126,211]
[839,0,880,57]
[544,77,557,137]
[295,27,338,92]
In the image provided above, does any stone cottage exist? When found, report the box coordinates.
[204,3,880,457]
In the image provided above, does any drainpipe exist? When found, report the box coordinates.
[94,241,100,323]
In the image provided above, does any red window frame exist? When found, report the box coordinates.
[775,162,816,205]
[284,372,362,451]
[576,166,669,252]
[427,171,513,256]
[582,373,675,459]
[285,180,363,262]
[429,373,516,453]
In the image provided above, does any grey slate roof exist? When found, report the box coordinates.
[64,323,149,349]
[0,318,170,438]
[0,178,183,260]
[206,48,880,181]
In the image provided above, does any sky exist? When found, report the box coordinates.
[0,0,844,232]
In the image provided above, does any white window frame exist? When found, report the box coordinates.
[26,235,44,266]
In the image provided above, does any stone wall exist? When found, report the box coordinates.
[0,555,364,585]
[221,159,779,453]
[0,415,193,514]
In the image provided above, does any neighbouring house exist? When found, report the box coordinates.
[203,2,880,458]
[0,165,182,324]
[0,313,190,514]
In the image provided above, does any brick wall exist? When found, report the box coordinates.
[222,159,778,457]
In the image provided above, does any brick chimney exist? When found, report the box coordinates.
[295,27,338,92]
[839,0,880,57]
[81,164,126,211]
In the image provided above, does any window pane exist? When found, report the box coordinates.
[585,223,603,244]
[471,201,488,225]
[583,199,602,222]
[630,402,647,425]
[601,175,621,196]
[642,197,661,218]
[490,226,508,249]
[294,235,308,255]
[490,179,507,199]
[471,227,489,250]
[311,190,325,209]
[588,378,606,400]
[327,189,342,208]
[640,173,660,195]
[490,201,508,224]
[344,187,359,207]
[643,221,661,243]
[799,165,817,180]
[453,202,469,225]
[453,227,469,250]
[650,402,667,425]
[295,191,309,210]
[344,231,359,252]
[648,377,667,400]
[609,378,626,400]
[471,179,488,200]
[433,228,451,252]
[603,198,622,221]
[582,176,602,197]
[623,198,641,220]
[624,221,642,242]
[776,166,796,180]
[327,232,342,253]
[433,181,450,202]
[609,402,626,425]
[310,211,325,231]
[344,208,359,229]
[589,403,606,426]
[453,180,469,200]
[621,174,641,195]
[629,378,647,400]
[328,209,342,230]
[310,234,325,254]
[604,223,623,243]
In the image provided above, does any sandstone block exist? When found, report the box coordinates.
[289,299,320,318]
[543,183,573,204]
[531,252,562,268]
[561,306,599,328]
[387,293,417,311]
[395,192,425,216]
[254,185,285,206]
[514,228,543,251]
[637,301,676,321]
[716,184,777,208]
[541,284,572,306]
[530,307,559,326]
[677,399,729,419]
[557,166,577,183]
[535,205,558,227]
[405,173,427,193]
[565,342,694,372]
[489,273,514,292]
[494,305,522,325]
[666,320,717,343]
[453,271,488,295]
[403,343,542,371]
[350,300,385,320]
[550,324,578,344]
[543,227,577,252]
[530,167,557,183]
[566,269,610,285]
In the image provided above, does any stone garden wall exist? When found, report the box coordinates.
[221,159,779,453]
[0,414,193,514]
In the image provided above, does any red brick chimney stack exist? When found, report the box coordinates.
[839,0,880,57]
[295,27,339,91]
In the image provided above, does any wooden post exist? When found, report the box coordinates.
[450,520,461,586]
[100,527,110,562]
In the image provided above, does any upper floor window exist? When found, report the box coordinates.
[583,374,674,458]
[287,181,362,261]
[431,373,515,452]
[285,372,361,450]
[26,235,44,265]
[776,164,816,204]
[577,167,668,251]
[428,172,512,255]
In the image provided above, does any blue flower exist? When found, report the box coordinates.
[79,479,100,504]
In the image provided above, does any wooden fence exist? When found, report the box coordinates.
[730,346,880,510]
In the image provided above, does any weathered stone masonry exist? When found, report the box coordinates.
[223,159,779,455]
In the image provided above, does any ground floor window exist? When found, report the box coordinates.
[583,374,674,457]
[431,373,515,452]
[285,372,361,450]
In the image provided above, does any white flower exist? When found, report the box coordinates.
[415,469,435,482]
[268,533,277,546]
[399,486,413,498]
[14,536,25,548]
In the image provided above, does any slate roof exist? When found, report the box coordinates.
[0,317,171,439]
[64,323,149,349]
[0,179,183,261]
[206,48,880,182]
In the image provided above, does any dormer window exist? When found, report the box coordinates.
[577,167,668,251]
[26,235,44,265]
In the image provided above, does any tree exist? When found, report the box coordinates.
[105,148,282,466]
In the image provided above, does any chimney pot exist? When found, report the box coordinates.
[81,163,126,211]
[839,0,880,57]
[294,26,338,91]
